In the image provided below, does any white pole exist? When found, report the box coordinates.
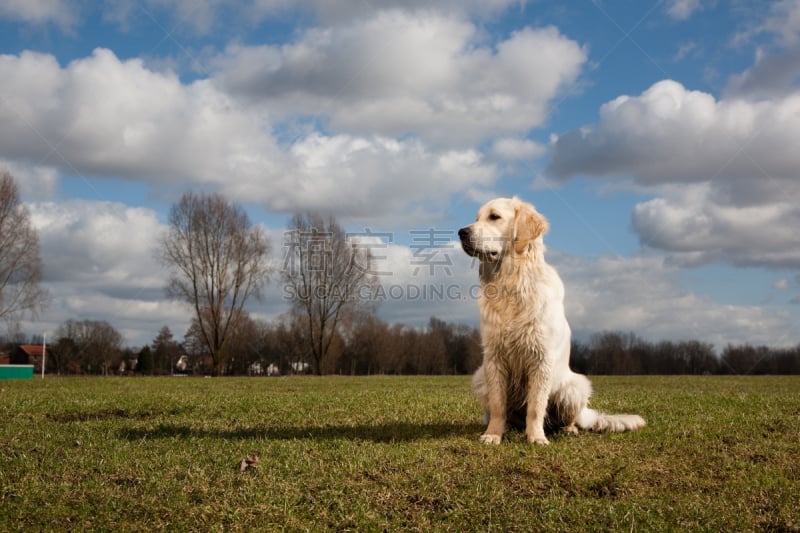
[41,334,46,379]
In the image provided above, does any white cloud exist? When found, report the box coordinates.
[51,292,191,348]
[0,47,502,219]
[300,0,525,23]
[726,1,800,100]
[216,132,499,223]
[0,49,283,186]
[553,252,795,348]
[726,46,800,99]
[742,0,800,47]
[491,137,546,161]
[100,0,525,34]
[0,9,586,221]
[0,160,58,200]
[23,200,192,345]
[549,80,800,188]
[665,0,702,20]
[632,183,800,268]
[0,0,77,29]
[548,79,800,268]
[30,200,166,290]
[212,13,586,146]
[365,239,480,326]
[672,41,697,63]
[369,241,797,348]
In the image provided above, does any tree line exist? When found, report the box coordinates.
[1,170,799,376]
[570,331,800,375]
[4,324,799,376]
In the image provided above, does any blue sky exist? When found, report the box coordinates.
[1,0,799,349]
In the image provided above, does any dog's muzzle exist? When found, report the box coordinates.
[459,226,500,260]
[459,227,476,256]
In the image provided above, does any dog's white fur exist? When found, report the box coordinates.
[459,197,645,445]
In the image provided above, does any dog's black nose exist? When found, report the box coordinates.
[458,227,470,240]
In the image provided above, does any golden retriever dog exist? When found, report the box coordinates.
[459,197,645,445]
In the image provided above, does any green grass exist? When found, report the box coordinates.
[1,375,798,532]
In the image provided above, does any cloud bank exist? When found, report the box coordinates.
[1,13,584,218]
[548,79,800,268]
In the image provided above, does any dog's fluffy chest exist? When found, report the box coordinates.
[480,293,547,361]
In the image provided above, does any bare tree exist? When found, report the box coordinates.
[51,336,79,374]
[151,325,181,375]
[219,312,261,375]
[0,170,48,321]
[268,313,309,374]
[159,192,272,376]
[54,319,123,375]
[282,213,377,374]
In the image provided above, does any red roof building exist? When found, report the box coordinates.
[10,344,46,373]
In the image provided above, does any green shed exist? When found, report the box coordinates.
[0,365,34,380]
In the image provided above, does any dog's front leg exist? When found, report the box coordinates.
[525,368,551,445]
[480,360,507,445]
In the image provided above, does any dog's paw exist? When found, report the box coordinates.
[563,424,579,436]
[527,435,550,446]
[479,433,502,445]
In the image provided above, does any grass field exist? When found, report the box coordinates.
[1,375,798,532]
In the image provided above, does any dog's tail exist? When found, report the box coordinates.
[576,407,646,432]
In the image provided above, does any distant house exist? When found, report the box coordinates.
[248,361,264,376]
[175,355,189,374]
[10,345,46,374]
[289,361,311,374]
[0,352,10,365]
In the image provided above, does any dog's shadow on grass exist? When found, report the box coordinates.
[118,421,485,443]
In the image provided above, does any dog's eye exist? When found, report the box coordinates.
[488,213,501,221]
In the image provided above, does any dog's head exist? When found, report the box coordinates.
[458,197,549,262]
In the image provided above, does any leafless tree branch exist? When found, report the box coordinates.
[0,170,48,322]
[158,192,272,375]
[281,212,378,374]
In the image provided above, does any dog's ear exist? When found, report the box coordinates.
[513,201,549,254]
